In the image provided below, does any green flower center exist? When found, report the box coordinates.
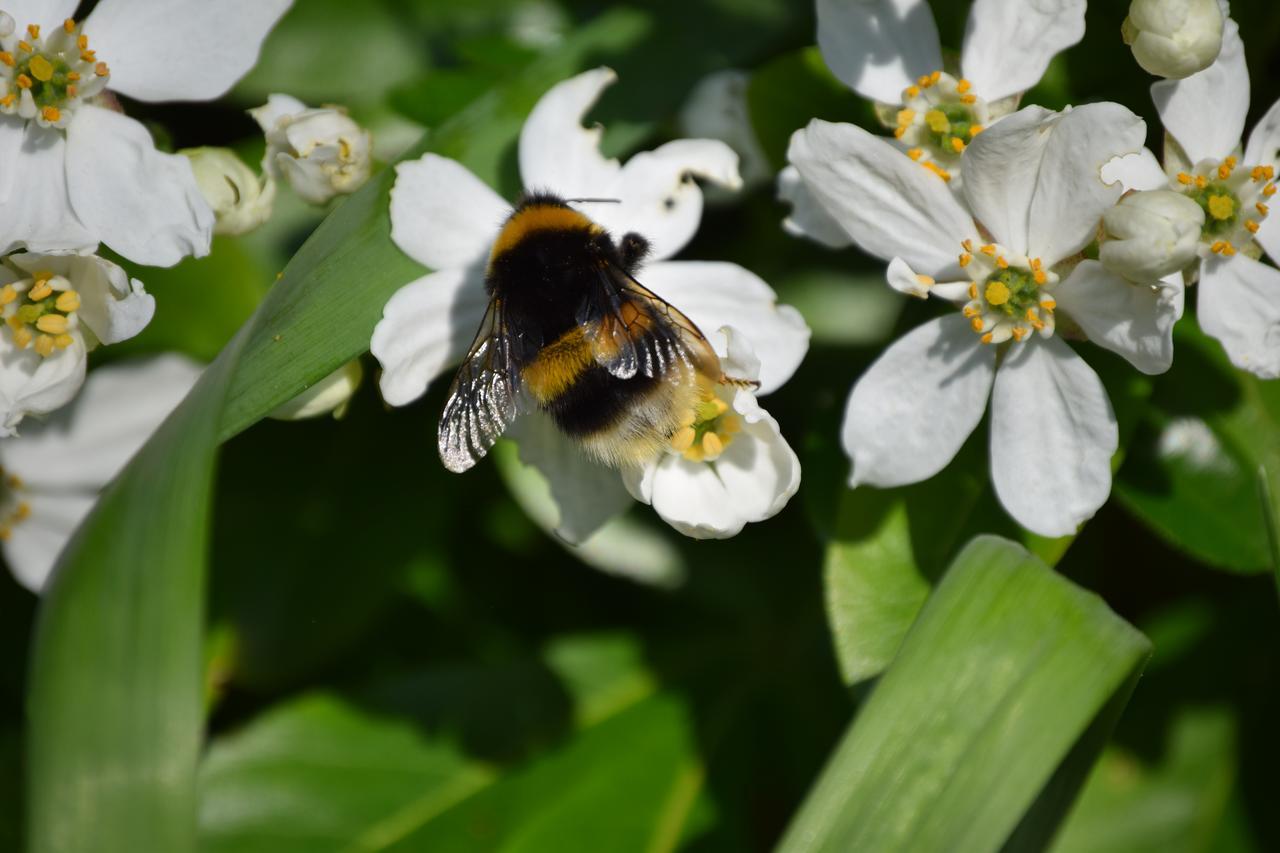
[15,52,73,109]
[981,267,1041,319]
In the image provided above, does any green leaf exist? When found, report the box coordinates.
[781,535,1150,852]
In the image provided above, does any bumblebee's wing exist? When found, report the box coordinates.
[438,298,522,473]
[583,263,722,382]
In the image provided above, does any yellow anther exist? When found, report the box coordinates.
[893,127,907,139]
[1194,175,1208,189]
[971,316,985,332]
[67,71,80,81]
[1040,297,1056,311]
[12,327,32,349]
[906,147,923,161]
[16,74,32,89]
[956,78,971,93]
[0,52,12,67]
[1218,158,1236,180]
[929,71,941,84]
[980,332,994,344]
[41,106,60,123]
[915,274,935,286]
[0,528,10,542]
[897,108,916,127]
[918,74,933,88]
[1222,241,1236,255]
[905,85,920,99]
[968,283,978,300]
[963,304,980,318]
[1033,268,1047,285]
[53,334,73,349]
[95,61,109,77]
[1177,172,1193,185]
[27,281,53,301]
[78,35,89,50]
[34,334,53,357]
[950,137,965,153]
[1011,326,1029,342]
[1258,202,1270,216]
[969,124,984,137]
[1250,165,1275,181]
[961,94,976,105]
[1210,240,1226,253]
[1264,183,1277,198]
[5,315,21,331]
[1245,219,1260,233]
[27,24,40,38]
[922,161,951,182]
[670,426,696,453]
[985,281,1011,305]
[962,239,974,251]
[959,252,973,267]
[29,54,53,82]
[925,109,949,133]
[0,94,14,109]
[1207,194,1235,220]
[17,41,31,54]
[80,50,94,63]
[54,290,79,312]
[701,431,724,459]
[35,315,67,334]
[995,256,1009,269]
[0,287,14,306]
[66,84,76,97]
[14,502,30,521]
[979,243,996,255]
[63,18,76,33]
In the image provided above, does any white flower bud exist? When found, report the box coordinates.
[1122,0,1224,79]
[269,360,364,421]
[1100,190,1205,281]
[0,12,15,38]
[182,147,275,236]
[251,95,373,206]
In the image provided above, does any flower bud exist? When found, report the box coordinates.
[269,360,364,421]
[1100,190,1205,281]
[182,147,275,236]
[0,12,14,38]
[1122,0,1224,79]
[251,95,372,205]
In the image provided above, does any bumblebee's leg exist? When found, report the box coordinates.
[619,232,651,273]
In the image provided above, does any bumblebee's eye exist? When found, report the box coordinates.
[619,232,650,271]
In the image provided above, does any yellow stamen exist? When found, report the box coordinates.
[1177,172,1193,185]
[896,108,916,127]
[670,426,696,453]
[1218,157,1236,180]
[985,281,1011,305]
[979,243,996,255]
[960,94,976,105]
[53,333,73,349]
[0,286,14,305]
[906,147,923,161]
[995,256,1009,269]
[701,432,724,459]
[1033,268,1047,285]
[929,71,941,84]
[980,332,994,344]
[956,78,971,93]
[12,327,32,349]
[918,74,933,88]
[1207,194,1235,220]
[969,124,984,137]
[34,335,53,357]
[893,127,906,139]
[0,94,15,109]
[950,137,965,153]
[54,290,79,312]
[1194,175,1208,189]
[905,85,920,99]
[1246,219,1260,234]
[1040,297,1056,311]
[14,503,30,521]
[1011,326,1028,342]
[0,52,13,68]
[915,274,935,286]
[971,317,985,333]
[1250,165,1275,182]
[968,283,978,300]
[1258,202,1270,216]
[963,304,980,318]
[35,315,67,334]
[27,281,52,301]
[16,74,32,89]
[959,252,973,267]
[962,239,974,251]
[78,35,89,50]
[41,106,60,123]
[16,41,31,54]
[1264,183,1277,198]
[27,24,40,39]
[95,61,109,77]
[28,54,53,82]
[67,70,80,81]
[66,84,77,97]
[922,161,951,182]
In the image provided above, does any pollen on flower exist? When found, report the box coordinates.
[890,70,992,171]
[960,240,1059,345]
[1175,157,1274,253]
[1,270,80,358]
[671,382,740,464]
[0,16,109,127]
[1207,194,1235,220]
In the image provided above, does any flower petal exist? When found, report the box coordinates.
[1244,95,1280,166]
[989,336,1116,537]
[83,0,291,102]
[1054,260,1181,374]
[636,261,810,394]
[842,313,995,488]
[0,333,86,435]
[787,120,976,277]
[66,106,213,267]
[0,354,201,490]
[75,258,152,344]
[1,0,79,31]
[389,154,508,271]
[518,67,623,198]
[3,491,96,592]
[507,413,634,544]
[959,0,1086,102]
[777,164,854,249]
[0,118,23,205]
[1100,147,1169,192]
[1151,17,1248,165]
[815,0,943,104]
[0,123,95,256]
[580,138,741,262]
[1198,254,1280,379]
[370,266,489,407]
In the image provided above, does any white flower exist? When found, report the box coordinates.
[371,67,810,540]
[0,0,291,264]
[789,103,1182,536]
[251,94,372,205]
[268,359,363,421]
[0,250,153,433]
[677,70,771,191]
[183,146,275,236]
[1123,0,1224,79]
[1101,189,1205,281]
[0,353,201,592]
[1118,18,1280,377]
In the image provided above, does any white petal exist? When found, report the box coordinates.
[506,414,634,544]
[0,118,23,205]
[886,256,933,298]
[842,313,995,488]
[0,334,86,435]
[0,123,95,256]
[66,106,214,267]
[248,93,308,134]
[989,337,1116,537]
[0,354,201,490]
[3,491,96,593]
[636,261,810,394]
[370,266,489,407]
[1151,17,1248,165]
[72,257,153,344]
[518,67,623,197]
[1256,209,1280,266]
[787,120,976,276]
[1244,95,1280,167]
[626,394,800,539]
[960,0,1086,102]
[389,154,508,271]
[0,0,78,31]
[83,0,291,102]
[1198,254,1280,379]
[815,0,943,104]
[580,138,741,262]
[777,164,854,249]
[1101,147,1169,192]
[1054,260,1180,374]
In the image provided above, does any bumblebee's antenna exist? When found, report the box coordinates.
[565,197,621,204]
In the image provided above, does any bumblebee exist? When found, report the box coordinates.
[438,191,743,473]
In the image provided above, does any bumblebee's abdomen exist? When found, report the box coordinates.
[544,363,662,437]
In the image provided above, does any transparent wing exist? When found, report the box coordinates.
[582,263,722,382]
[437,298,521,473]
